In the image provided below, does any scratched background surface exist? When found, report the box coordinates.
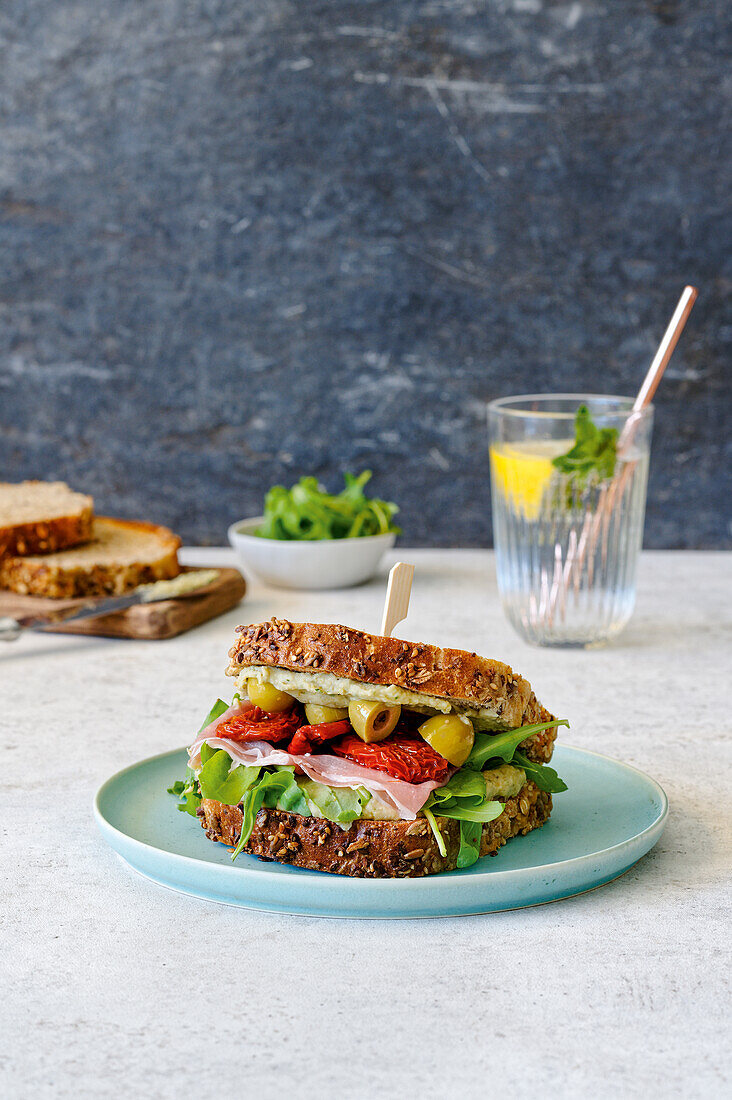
[0,1,729,547]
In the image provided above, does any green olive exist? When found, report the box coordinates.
[348,700,401,743]
[247,678,295,713]
[304,703,349,725]
[418,714,474,766]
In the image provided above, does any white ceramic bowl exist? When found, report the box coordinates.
[228,517,396,589]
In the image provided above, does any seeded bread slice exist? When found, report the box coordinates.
[0,517,181,598]
[227,619,555,735]
[198,781,552,878]
[0,481,93,558]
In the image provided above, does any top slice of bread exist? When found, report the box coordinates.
[226,619,555,735]
[0,517,181,598]
[0,481,94,557]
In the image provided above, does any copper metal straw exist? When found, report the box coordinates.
[540,286,699,629]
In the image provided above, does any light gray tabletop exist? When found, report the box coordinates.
[3,549,730,1099]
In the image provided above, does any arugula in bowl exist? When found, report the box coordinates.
[255,471,400,541]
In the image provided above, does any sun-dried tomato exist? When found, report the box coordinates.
[287,719,352,755]
[331,735,450,784]
[216,706,303,743]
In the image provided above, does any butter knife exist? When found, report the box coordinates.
[0,569,220,640]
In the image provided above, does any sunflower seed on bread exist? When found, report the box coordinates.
[198,782,552,878]
[227,618,556,752]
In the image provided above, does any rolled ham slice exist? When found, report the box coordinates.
[187,731,441,819]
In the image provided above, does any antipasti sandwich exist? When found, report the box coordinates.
[170,619,567,877]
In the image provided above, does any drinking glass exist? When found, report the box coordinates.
[488,394,653,647]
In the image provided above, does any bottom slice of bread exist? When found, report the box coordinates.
[198,781,552,878]
[0,516,180,597]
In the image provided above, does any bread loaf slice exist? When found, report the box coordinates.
[198,781,552,878]
[0,517,181,598]
[0,481,93,557]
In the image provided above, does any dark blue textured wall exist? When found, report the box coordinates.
[0,1,729,547]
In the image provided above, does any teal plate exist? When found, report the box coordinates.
[94,746,667,918]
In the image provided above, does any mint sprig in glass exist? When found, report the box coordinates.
[552,404,619,483]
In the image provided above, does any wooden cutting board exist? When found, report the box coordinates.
[0,566,247,640]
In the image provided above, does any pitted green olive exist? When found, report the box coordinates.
[418,714,474,766]
[348,700,401,743]
[247,679,296,713]
[304,703,349,725]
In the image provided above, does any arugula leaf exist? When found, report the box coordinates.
[436,803,504,823]
[255,471,400,541]
[198,698,230,733]
[198,749,261,805]
[429,769,489,802]
[299,780,370,824]
[552,404,618,483]
[200,741,217,765]
[465,719,569,770]
[273,769,312,816]
[166,699,232,809]
[167,769,201,816]
[422,806,447,858]
[457,820,483,869]
[424,768,503,853]
[232,768,311,859]
[513,751,568,793]
[420,724,570,868]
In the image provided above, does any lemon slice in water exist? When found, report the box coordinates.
[490,442,566,520]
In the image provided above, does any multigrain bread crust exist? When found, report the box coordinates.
[0,517,181,598]
[0,481,93,558]
[227,618,558,762]
[198,781,552,878]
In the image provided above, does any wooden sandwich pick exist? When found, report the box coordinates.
[380,561,415,637]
